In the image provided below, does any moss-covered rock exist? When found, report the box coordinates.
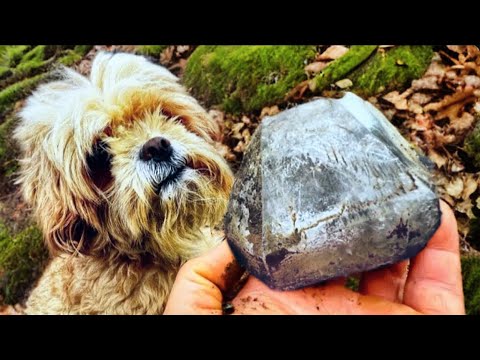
[184,45,317,113]
[0,73,46,115]
[136,45,168,57]
[0,222,48,304]
[461,255,480,315]
[310,45,378,92]
[349,46,434,96]
[58,45,93,66]
[0,46,31,68]
[464,120,480,168]
[0,114,19,178]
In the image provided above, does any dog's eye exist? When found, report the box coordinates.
[86,140,113,190]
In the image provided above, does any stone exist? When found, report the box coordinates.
[225,92,441,291]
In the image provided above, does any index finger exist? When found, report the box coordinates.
[403,200,465,314]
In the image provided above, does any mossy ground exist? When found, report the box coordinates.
[184,46,317,113]
[136,45,168,57]
[461,255,480,315]
[464,120,480,168]
[350,46,434,96]
[311,45,378,92]
[0,222,48,304]
[0,45,93,304]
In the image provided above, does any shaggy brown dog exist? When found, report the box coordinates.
[14,52,234,314]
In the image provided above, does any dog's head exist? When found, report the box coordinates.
[14,52,233,265]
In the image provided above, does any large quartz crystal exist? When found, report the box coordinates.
[225,92,441,290]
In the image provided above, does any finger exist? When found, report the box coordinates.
[164,240,242,315]
[403,200,465,314]
[359,260,409,302]
[181,240,243,293]
[233,276,420,315]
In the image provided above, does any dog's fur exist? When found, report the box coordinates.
[14,52,234,314]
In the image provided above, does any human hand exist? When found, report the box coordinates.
[163,201,465,315]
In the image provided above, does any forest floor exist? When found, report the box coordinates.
[1,45,479,314]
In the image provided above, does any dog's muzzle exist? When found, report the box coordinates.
[140,136,186,193]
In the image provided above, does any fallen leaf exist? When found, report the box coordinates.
[160,46,174,64]
[233,141,246,153]
[242,128,252,144]
[428,149,447,168]
[464,75,480,88]
[447,45,467,54]
[411,76,440,91]
[410,92,433,106]
[231,122,245,140]
[260,105,280,118]
[304,61,329,76]
[424,88,475,112]
[445,177,463,198]
[318,45,349,61]
[462,173,478,200]
[383,91,408,110]
[335,78,353,89]
[456,198,475,219]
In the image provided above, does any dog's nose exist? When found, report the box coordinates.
[140,137,172,162]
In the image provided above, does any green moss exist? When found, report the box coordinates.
[58,45,93,66]
[0,114,19,179]
[14,45,49,77]
[0,46,30,68]
[0,66,11,79]
[346,276,360,291]
[0,223,48,304]
[310,45,378,92]
[73,45,92,56]
[464,120,480,168]
[461,255,480,315]
[350,46,434,97]
[136,45,168,57]
[184,45,317,113]
[0,73,46,115]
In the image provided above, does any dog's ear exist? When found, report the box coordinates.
[13,140,103,255]
[14,72,107,256]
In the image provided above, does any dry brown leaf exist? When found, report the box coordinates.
[318,45,349,60]
[176,45,190,54]
[305,61,329,76]
[241,115,252,126]
[335,78,353,89]
[231,122,245,140]
[410,92,433,106]
[242,128,252,144]
[287,80,310,101]
[456,199,475,219]
[425,88,475,112]
[449,111,475,132]
[411,76,440,91]
[462,174,478,200]
[260,105,280,119]
[160,46,175,64]
[449,157,465,172]
[464,75,480,88]
[447,45,467,54]
[424,54,446,78]
[233,141,246,153]
[383,91,408,110]
[428,149,447,168]
[476,196,480,209]
[445,177,464,198]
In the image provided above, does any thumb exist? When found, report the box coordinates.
[164,240,244,314]
[183,240,244,293]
